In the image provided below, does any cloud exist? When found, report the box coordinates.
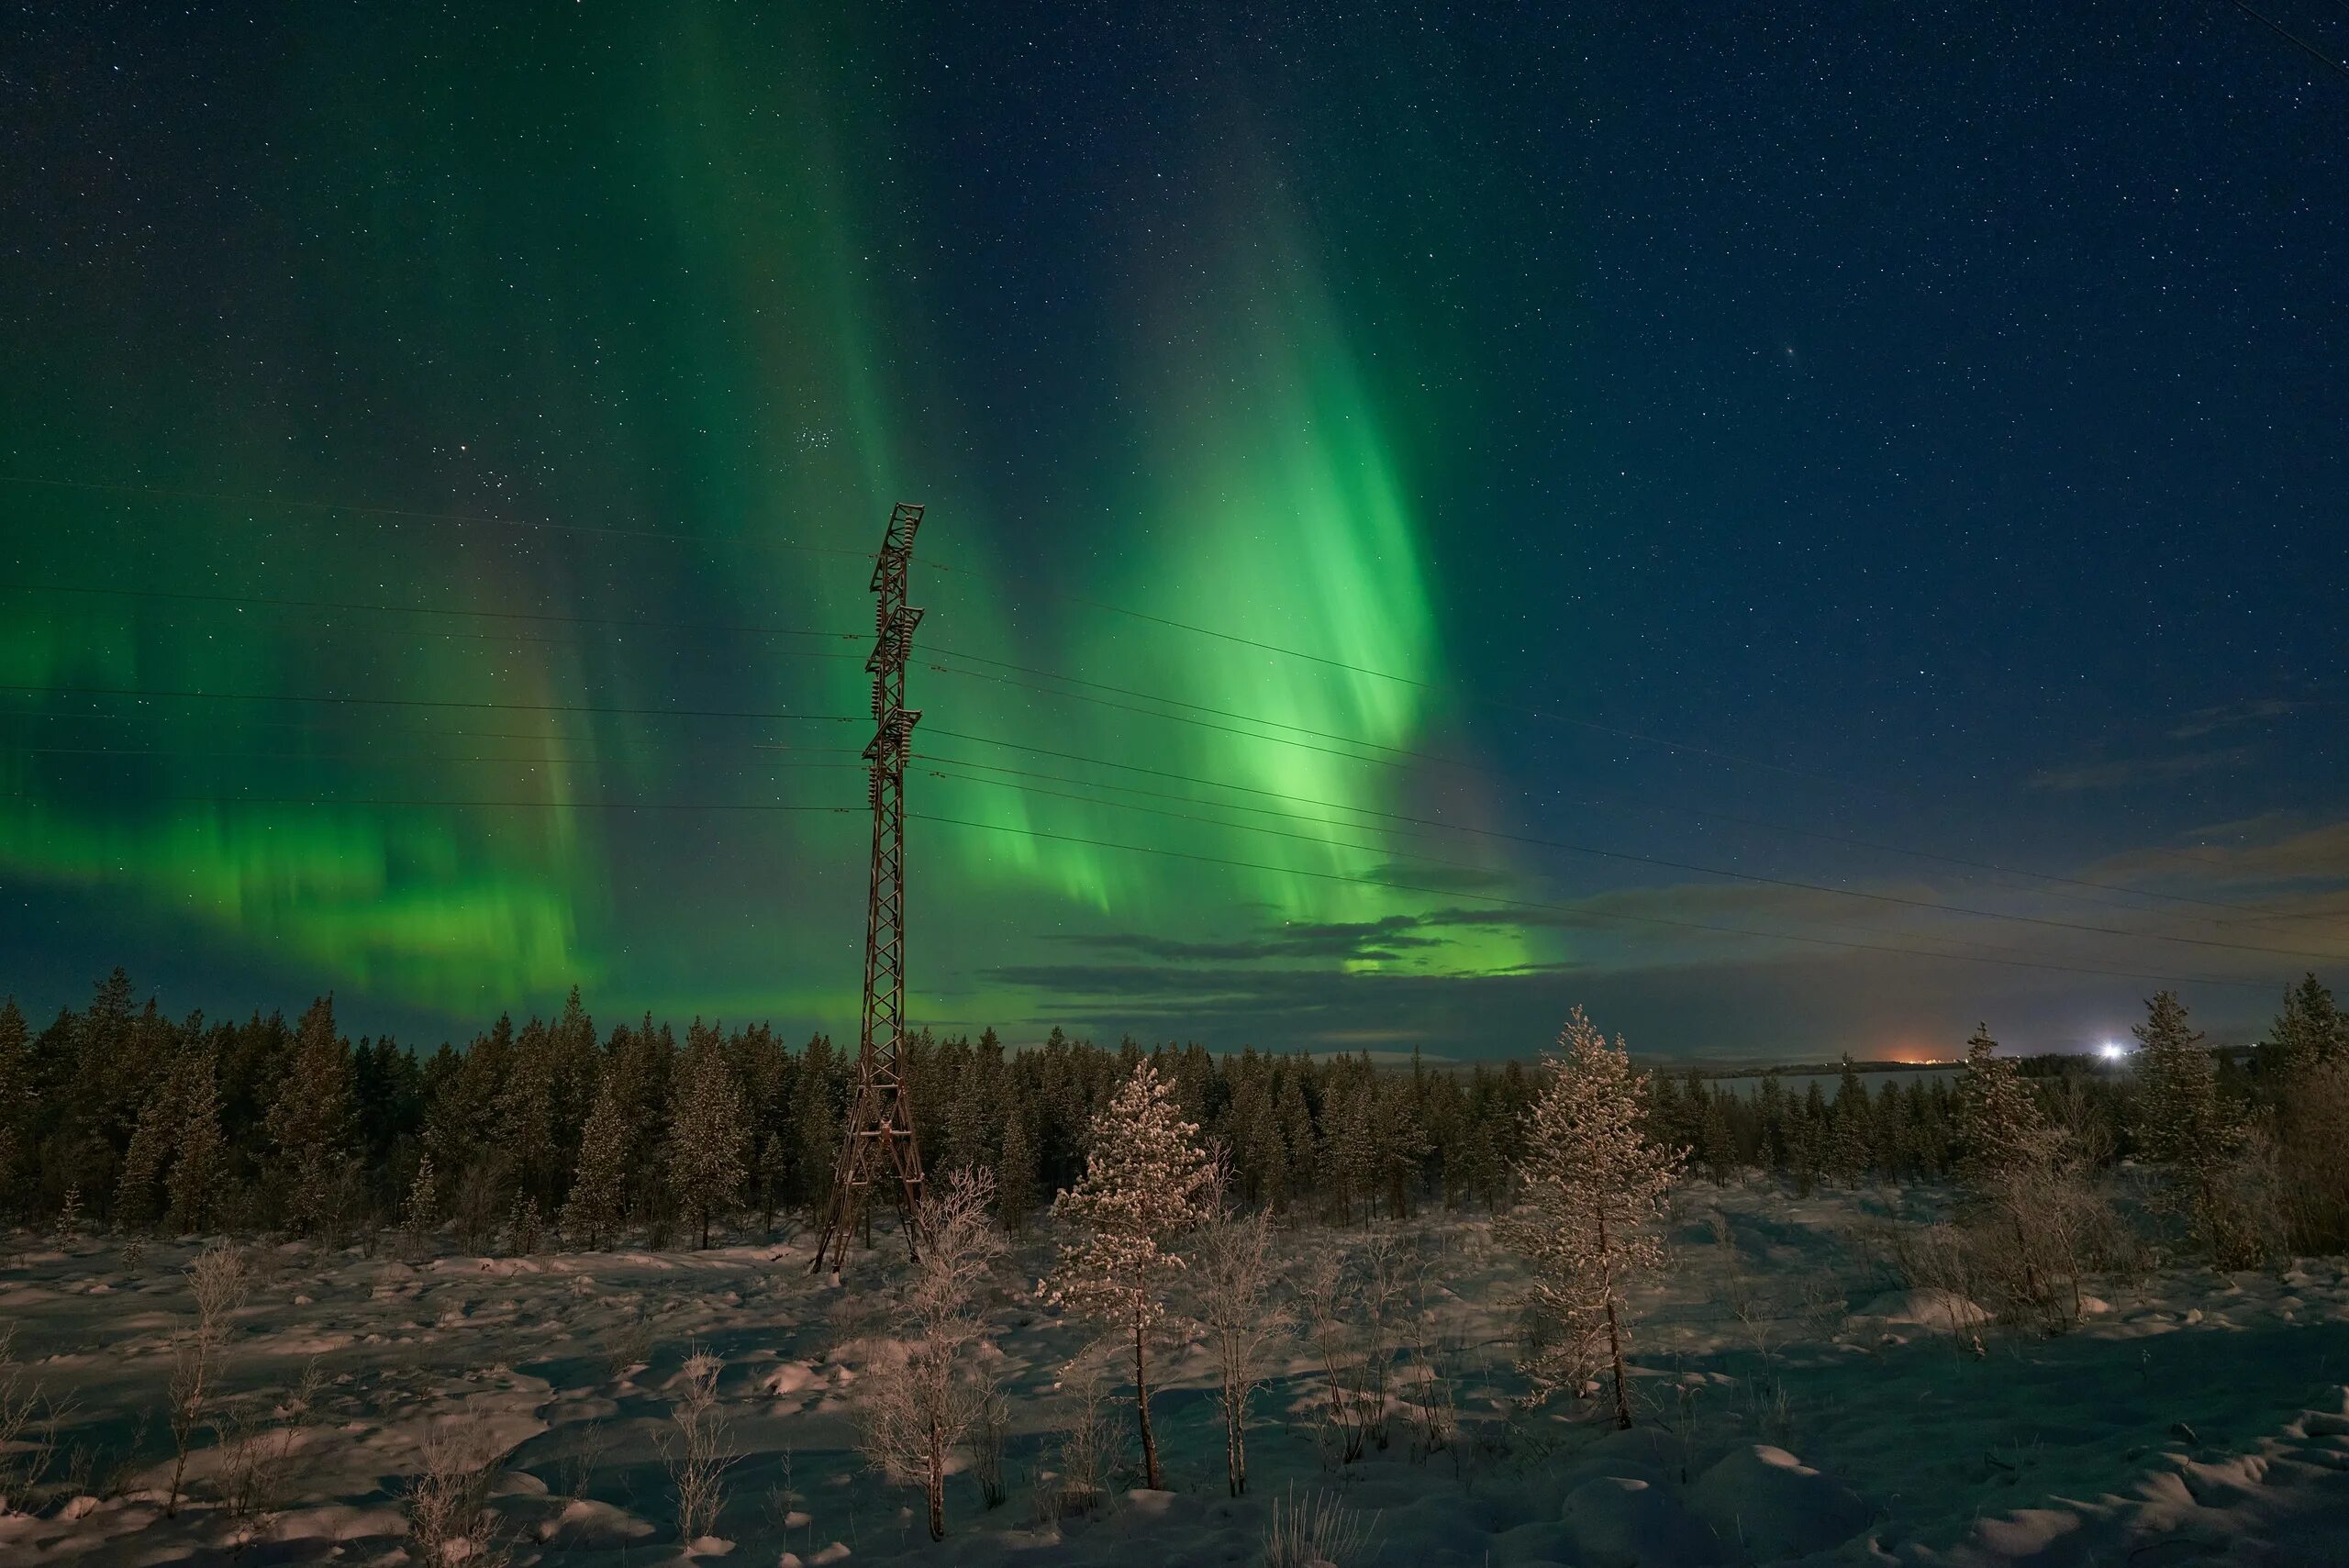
[1050,914,1444,964]
[2167,697,2315,740]
[2083,817,2349,891]
[2024,748,2247,794]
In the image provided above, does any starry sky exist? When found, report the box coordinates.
[2,3,2344,1061]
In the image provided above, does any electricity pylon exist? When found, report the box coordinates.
[810,502,929,1273]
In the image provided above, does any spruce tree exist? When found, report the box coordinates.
[265,996,355,1238]
[1698,1088,1735,1184]
[1827,1057,1873,1184]
[794,1033,841,1217]
[1046,1062,1213,1489]
[564,1072,629,1249]
[115,1073,177,1232]
[996,1103,1039,1239]
[2265,973,2344,1083]
[0,997,28,1213]
[1500,1007,1684,1429]
[2132,990,2254,1261]
[166,1047,226,1234]
[1956,1026,2040,1184]
[666,1022,748,1249]
[496,1016,561,1212]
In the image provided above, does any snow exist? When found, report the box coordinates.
[5,1186,2349,1563]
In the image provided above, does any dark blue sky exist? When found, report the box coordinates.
[2,4,2343,1058]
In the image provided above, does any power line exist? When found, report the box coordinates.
[0,581,866,646]
[903,810,2279,992]
[2223,0,2349,79]
[905,726,2349,934]
[0,683,857,725]
[6,471,1887,794]
[5,791,859,815]
[8,773,2272,987]
[6,741,869,770]
[911,762,2349,965]
[0,473,877,558]
[14,550,2337,941]
[20,721,2329,962]
[919,560,1886,793]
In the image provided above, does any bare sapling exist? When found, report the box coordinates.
[1399,1239,1463,1463]
[1045,1062,1214,1491]
[218,1355,328,1547]
[1500,1007,1685,1429]
[1043,1350,1124,1519]
[659,1343,738,1545]
[166,1240,252,1518]
[1294,1246,1386,1467]
[852,1167,1007,1540]
[1191,1183,1288,1496]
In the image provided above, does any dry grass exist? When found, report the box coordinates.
[1261,1484,1375,1568]
[401,1419,511,1567]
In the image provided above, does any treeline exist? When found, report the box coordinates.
[0,972,1532,1245]
[0,968,2338,1253]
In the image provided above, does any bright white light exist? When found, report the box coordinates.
[2098,1041,2127,1062]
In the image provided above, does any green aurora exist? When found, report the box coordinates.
[0,6,1534,1040]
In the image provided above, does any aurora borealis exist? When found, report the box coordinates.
[5,5,2346,1058]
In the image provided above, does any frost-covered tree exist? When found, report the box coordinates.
[855,1167,1006,1540]
[1047,1061,1214,1488]
[1956,1026,2103,1329]
[1500,1007,1684,1429]
[265,996,355,1238]
[666,1022,748,1249]
[402,1153,440,1256]
[564,1073,629,1249]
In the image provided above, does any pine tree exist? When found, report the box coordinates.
[265,996,355,1238]
[666,1022,748,1249]
[1499,1007,1684,1429]
[563,1071,629,1249]
[1047,1062,1214,1490]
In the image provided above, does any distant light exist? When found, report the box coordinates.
[2098,1041,2127,1062]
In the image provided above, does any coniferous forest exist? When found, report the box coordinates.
[6,968,2343,1264]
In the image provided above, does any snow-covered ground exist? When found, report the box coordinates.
[6,1184,2349,1565]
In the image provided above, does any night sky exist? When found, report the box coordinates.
[3,4,2343,1061]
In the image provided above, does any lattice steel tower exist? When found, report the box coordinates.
[810,502,930,1273]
